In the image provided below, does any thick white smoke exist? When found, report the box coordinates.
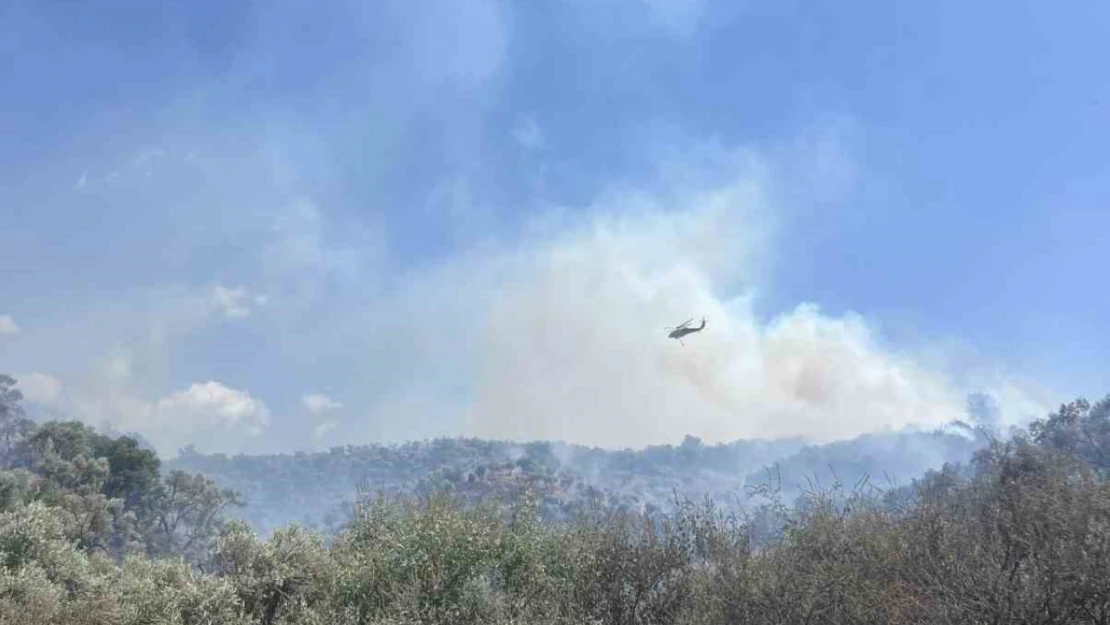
[456,151,1048,448]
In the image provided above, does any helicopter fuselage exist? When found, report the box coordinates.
[667,318,706,341]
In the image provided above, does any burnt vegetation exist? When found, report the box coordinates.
[2,370,1110,624]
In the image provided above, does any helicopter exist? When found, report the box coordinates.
[665,317,706,346]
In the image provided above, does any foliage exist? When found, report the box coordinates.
[145,470,244,567]
[1029,395,1110,476]
[0,375,34,469]
[0,385,244,569]
[4,374,1110,624]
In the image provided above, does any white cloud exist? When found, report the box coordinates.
[5,336,271,457]
[59,283,268,365]
[209,284,265,319]
[0,315,19,335]
[14,372,63,404]
[68,368,271,457]
[154,382,270,434]
[302,393,343,415]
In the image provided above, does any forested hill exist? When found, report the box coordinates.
[168,427,986,537]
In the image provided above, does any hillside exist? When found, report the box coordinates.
[168,428,985,537]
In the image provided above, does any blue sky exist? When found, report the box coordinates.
[1,0,1106,457]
